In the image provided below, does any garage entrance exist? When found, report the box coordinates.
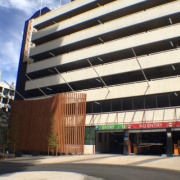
[95,128,178,155]
[130,132,166,155]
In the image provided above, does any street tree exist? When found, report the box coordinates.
[48,116,59,156]
[8,115,20,154]
[0,109,9,154]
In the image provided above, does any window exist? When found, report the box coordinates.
[157,94,170,108]
[102,100,111,112]
[85,127,95,145]
[170,92,180,106]
[93,101,101,113]
[112,99,122,111]
[122,98,132,110]
[133,96,145,110]
[145,95,157,109]
[10,90,15,96]
[86,102,93,113]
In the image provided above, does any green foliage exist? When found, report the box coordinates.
[48,116,59,151]
[48,132,58,149]
[0,109,9,149]
[0,126,8,146]
[7,115,20,152]
[0,109,9,127]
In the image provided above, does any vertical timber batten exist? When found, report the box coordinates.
[9,93,86,155]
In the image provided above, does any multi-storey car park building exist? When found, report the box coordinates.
[14,0,180,156]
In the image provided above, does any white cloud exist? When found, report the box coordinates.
[0,0,71,15]
[0,39,19,84]
[0,0,71,73]
[0,0,71,84]
[0,40,19,71]
[0,0,39,15]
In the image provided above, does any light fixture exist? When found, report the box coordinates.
[94,102,100,105]
[172,65,175,71]
[49,52,55,57]
[48,69,54,73]
[170,41,174,47]
[97,20,102,24]
[96,78,101,82]
[168,18,173,24]
[98,37,104,43]
[46,87,52,91]
[98,57,103,62]
[174,92,178,96]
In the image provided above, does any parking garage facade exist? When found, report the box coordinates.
[15,0,180,156]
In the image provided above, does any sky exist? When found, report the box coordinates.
[0,0,71,86]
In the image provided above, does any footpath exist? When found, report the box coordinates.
[1,154,180,180]
[12,154,179,172]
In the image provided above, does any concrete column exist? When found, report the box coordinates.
[123,130,129,155]
[166,128,173,157]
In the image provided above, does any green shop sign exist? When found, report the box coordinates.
[97,124,127,130]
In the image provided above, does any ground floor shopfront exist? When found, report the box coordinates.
[85,122,180,156]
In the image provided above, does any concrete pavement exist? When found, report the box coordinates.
[0,171,102,180]
[0,154,180,179]
[29,154,180,172]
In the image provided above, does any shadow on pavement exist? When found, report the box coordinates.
[0,162,35,176]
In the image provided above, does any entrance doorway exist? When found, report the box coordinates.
[95,131,124,154]
[109,132,124,154]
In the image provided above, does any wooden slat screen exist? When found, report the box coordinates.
[9,93,86,154]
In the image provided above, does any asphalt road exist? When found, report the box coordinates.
[0,161,180,180]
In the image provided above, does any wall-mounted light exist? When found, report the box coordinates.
[46,87,52,91]
[168,18,173,24]
[172,65,175,71]
[96,78,101,82]
[97,20,102,24]
[170,41,174,47]
[48,69,54,73]
[98,37,104,43]
[174,92,178,96]
[94,102,100,105]
[49,52,55,57]
[98,57,103,62]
